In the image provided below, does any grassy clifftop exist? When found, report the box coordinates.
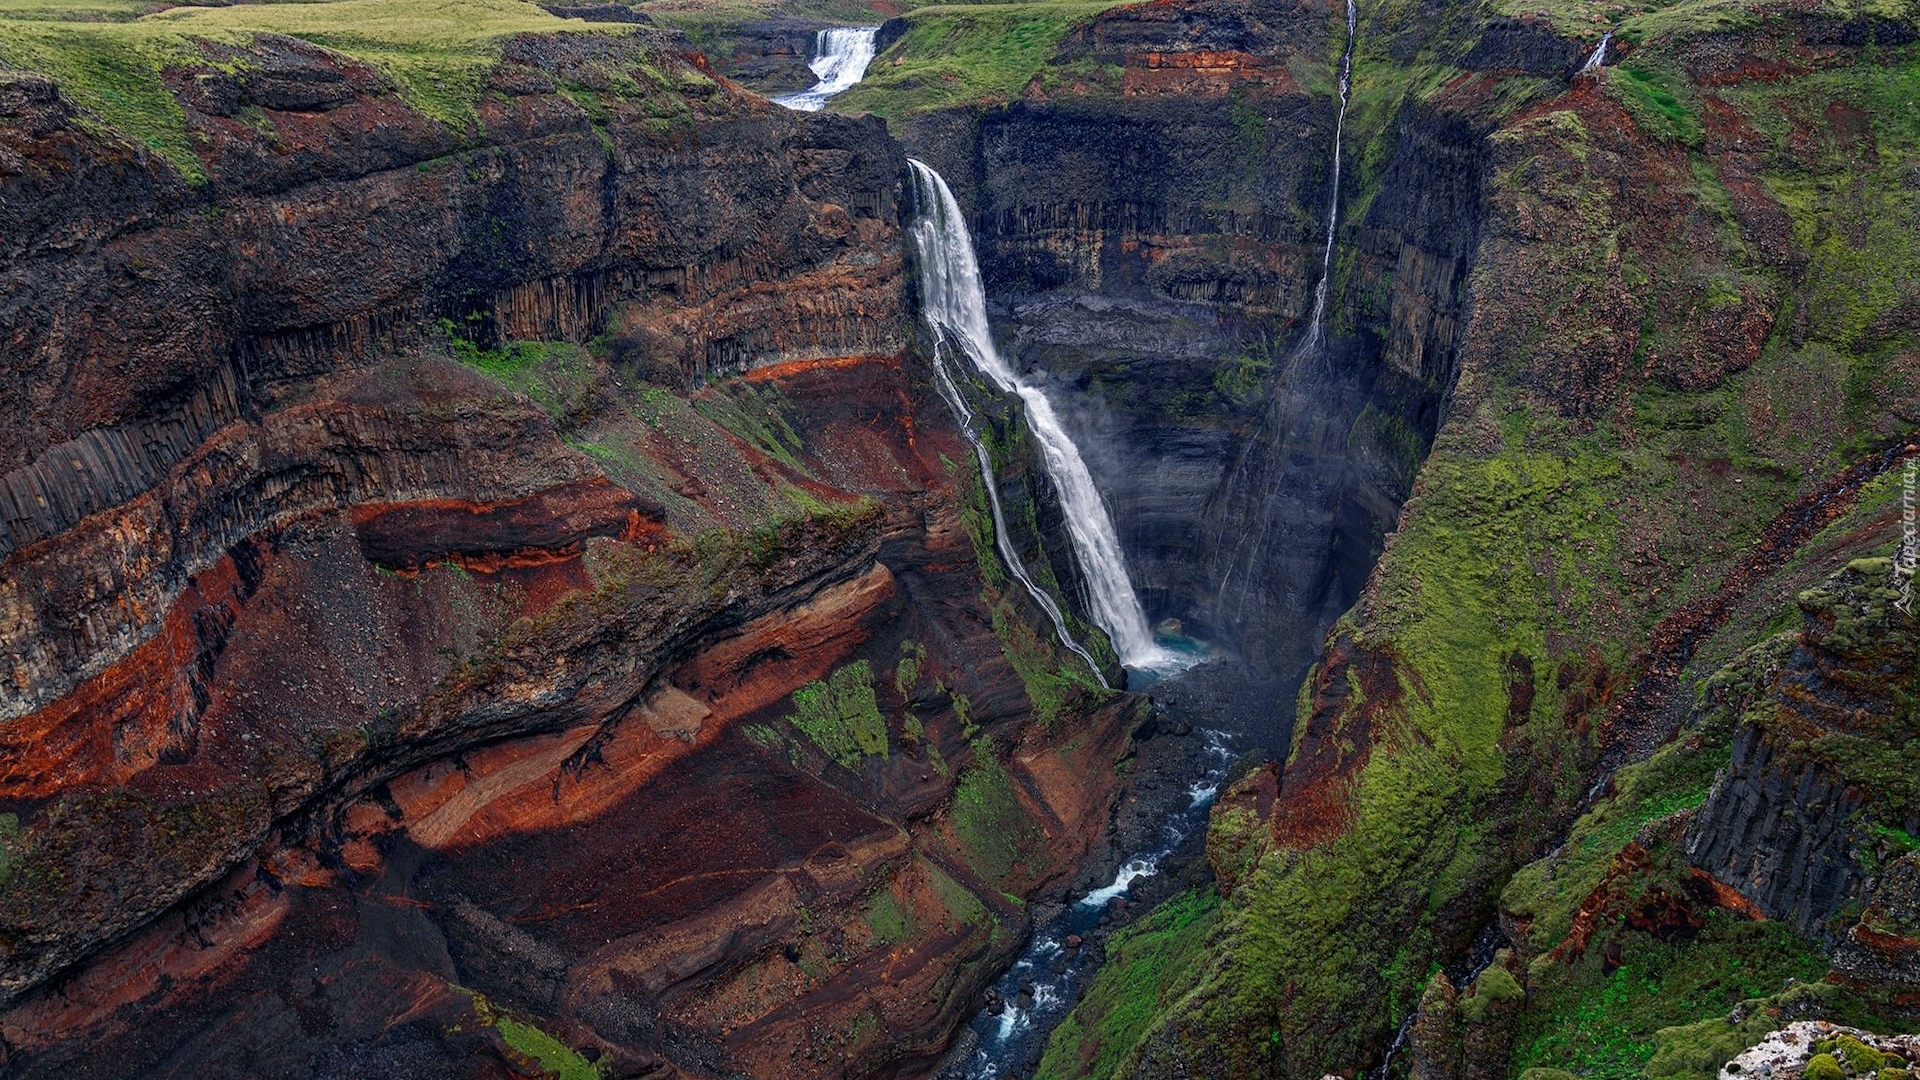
[0,0,688,177]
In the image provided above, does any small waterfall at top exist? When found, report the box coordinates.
[771,26,881,111]
[1302,0,1358,350]
[1579,29,1614,73]
[907,160,1184,675]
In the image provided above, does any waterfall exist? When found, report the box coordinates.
[1302,0,1358,349]
[928,339,1110,687]
[908,160,1180,673]
[771,26,880,111]
[1579,30,1613,73]
[1212,0,1359,602]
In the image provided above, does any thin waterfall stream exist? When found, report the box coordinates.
[1580,29,1614,73]
[1213,0,1358,600]
[927,337,1110,687]
[1304,0,1358,348]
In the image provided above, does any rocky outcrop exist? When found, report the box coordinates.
[1683,724,1867,940]
[1685,559,1920,947]
[1,33,908,721]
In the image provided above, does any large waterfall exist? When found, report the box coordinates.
[771,26,881,111]
[1303,0,1358,348]
[908,160,1179,673]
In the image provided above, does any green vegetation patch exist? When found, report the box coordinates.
[0,0,641,177]
[950,751,1036,884]
[1036,890,1224,1080]
[449,330,596,421]
[785,659,888,770]
[497,1016,605,1080]
[1610,64,1702,145]
[834,0,1118,118]
[866,888,913,945]
[1514,915,1829,1078]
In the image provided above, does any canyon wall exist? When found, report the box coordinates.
[1000,0,1920,1072]
[892,0,1483,738]
[0,25,1144,1078]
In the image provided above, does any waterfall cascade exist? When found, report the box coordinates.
[1580,29,1614,73]
[927,340,1109,687]
[771,26,880,111]
[1303,0,1358,349]
[908,160,1182,674]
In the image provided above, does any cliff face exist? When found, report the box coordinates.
[891,0,1479,733]
[1009,0,1920,1070]
[0,23,1142,1078]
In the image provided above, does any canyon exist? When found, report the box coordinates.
[0,0,1916,1077]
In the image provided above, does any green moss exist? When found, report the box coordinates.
[1515,915,1828,1077]
[496,1016,604,1080]
[691,381,808,471]
[0,0,647,178]
[1212,348,1275,406]
[833,1,1118,118]
[1644,1007,1780,1080]
[990,598,1105,729]
[950,752,1035,884]
[448,331,595,422]
[1035,890,1223,1080]
[896,639,926,698]
[1838,1035,1886,1074]
[866,889,912,945]
[1459,965,1526,1023]
[786,660,888,770]
[924,857,992,929]
[1610,65,1703,145]
[1806,1053,1849,1080]
[1502,691,1742,953]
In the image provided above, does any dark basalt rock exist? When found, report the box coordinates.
[1460,16,1588,75]
[538,3,655,24]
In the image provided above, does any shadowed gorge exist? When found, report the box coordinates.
[1,0,1917,1075]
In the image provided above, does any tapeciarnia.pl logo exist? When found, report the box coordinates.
[1898,460,1917,617]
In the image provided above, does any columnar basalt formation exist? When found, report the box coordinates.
[0,23,1145,1078]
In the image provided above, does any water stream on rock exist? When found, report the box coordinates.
[1580,29,1614,73]
[1303,0,1358,350]
[772,26,881,111]
[948,730,1236,1079]
[1212,0,1359,601]
[909,159,1186,674]
[927,337,1109,686]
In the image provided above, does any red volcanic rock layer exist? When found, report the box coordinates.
[0,30,1143,1080]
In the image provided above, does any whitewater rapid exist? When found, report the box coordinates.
[772,26,880,111]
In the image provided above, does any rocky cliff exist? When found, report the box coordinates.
[867,0,1483,743]
[911,0,1920,1072]
[0,11,1150,1077]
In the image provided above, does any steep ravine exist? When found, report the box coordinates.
[4,0,1918,1075]
[892,0,1485,741]
[0,23,1164,1079]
